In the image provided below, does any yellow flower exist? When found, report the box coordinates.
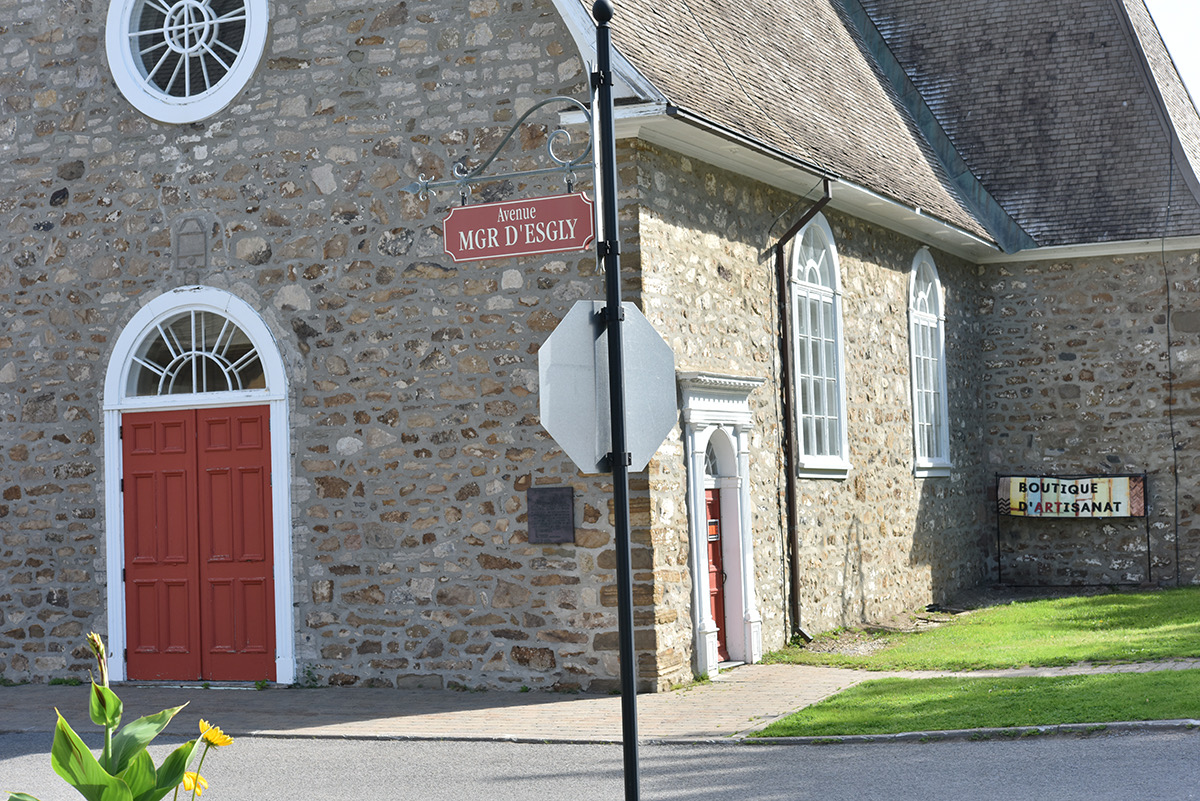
[198,719,234,747]
[182,772,207,796]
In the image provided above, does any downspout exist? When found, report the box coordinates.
[773,178,832,642]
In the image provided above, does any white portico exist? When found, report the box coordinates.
[678,372,765,677]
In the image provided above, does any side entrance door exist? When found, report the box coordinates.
[705,488,729,661]
[123,406,276,681]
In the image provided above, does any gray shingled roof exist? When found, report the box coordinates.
[1121,0,1200,230]
[600,0,995,241]
[598,0,1200,248]
[852,0,1200,245]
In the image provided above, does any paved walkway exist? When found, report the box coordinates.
[3,661,1199,743]
[1,664,867,742]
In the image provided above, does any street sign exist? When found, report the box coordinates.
[538,300,677,474]
[443,192,595,262]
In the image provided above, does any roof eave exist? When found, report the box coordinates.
[550,0,667,103]
[975,235,1200,264]
[564,103,1003,262]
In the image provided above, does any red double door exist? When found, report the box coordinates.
[123,406,276,681]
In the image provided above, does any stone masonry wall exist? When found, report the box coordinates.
[791,210,992,632]
[0,0,664,689]
[4,0,1136,691]
[632,143,993,646]
[981,248,1200,586]
[633,143,794,681]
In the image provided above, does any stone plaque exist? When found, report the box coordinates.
[527,486,575,544]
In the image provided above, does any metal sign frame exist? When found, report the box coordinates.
[993,472,1151,586]
[401,96,594,203]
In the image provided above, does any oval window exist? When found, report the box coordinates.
[105,0,269,123]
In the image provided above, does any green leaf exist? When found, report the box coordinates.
[8,793,45,801]
[50,712,134,801]
[116,751,155,801]
[109,705,186,776]
[133,740,197,801]
[89,683,124,730]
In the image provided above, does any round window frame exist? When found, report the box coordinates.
[105,0,269,124]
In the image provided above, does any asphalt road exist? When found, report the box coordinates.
[3,731,1199,800]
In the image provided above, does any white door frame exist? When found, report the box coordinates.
[679,372,764,677]
[102,286,295,683]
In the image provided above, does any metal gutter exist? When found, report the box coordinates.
[771,181,833,642]
[618,104,1003,261]
[661,105,840,184]
[974,234,1200,264]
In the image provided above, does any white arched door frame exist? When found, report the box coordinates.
[679,372,764,677]
[102,286,295,683]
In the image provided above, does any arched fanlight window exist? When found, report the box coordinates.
[704,442,720,479]
[127,309,265,396]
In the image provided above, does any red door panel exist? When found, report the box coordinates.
[124,406,275,682]
[162,579,195,654]
[123,411,202,680]
[197,407,275,680]
[705,489,730,661]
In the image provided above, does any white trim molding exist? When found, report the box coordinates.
[790,213,852,480]
[103,286,295,684]
[907,249,952,478]
[678,372,765,677]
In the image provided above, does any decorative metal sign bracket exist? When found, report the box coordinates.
[400,95,593,204]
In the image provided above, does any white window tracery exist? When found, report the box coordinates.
[106,0,269,123]
[790,213,850,478]
[908,249,951,476]
[127,309,265,397]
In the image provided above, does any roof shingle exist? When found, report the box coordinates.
[596,0,1200,247]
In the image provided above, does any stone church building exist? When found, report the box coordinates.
[1,0,1198,690]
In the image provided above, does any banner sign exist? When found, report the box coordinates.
[442,192,594,262]
[997,475,1145,518]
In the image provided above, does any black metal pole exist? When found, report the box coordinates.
[592,2,640,799]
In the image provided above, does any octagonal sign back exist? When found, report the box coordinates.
[539,301,677,474]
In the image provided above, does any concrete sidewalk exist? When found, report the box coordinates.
[0,664,867,743]
[5,660,1199,744]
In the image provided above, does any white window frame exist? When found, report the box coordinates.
[790,213,851,479]
[105,0,269,124]
[908,249,952,478]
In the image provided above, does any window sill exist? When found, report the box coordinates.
[914,462,952,479]
[796,459,852,481]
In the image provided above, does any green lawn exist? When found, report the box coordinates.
[754,670,1200,738]
[754,587,1200,737]
[765,587,1200,671]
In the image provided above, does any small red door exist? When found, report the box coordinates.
[124,406,275,681]
[705,488,730,661]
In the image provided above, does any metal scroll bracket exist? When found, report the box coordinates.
[399,95,594,204]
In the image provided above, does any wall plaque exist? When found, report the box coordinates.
[527,486,576,544]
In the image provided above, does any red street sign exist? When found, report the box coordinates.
[442,192,595,262]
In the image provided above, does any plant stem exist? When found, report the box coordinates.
[191,743,212,801]
[103,721,113,773]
